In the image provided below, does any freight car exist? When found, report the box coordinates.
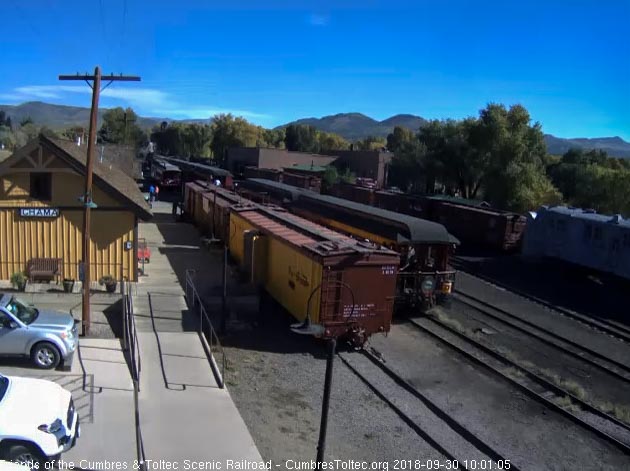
[282,172,322,192]
[239,179,459,310]
[229,204,400,345]
[243,166,283,182]
[522,206,630,281]
[420,196,527,252]
[184,180,249,239]
[236,179,301,206]
[327,185,526,252]
[329,182,375,206]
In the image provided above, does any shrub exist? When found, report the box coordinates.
[10,271,26,287]
[98,275,116,286]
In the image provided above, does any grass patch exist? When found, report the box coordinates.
[552,395,581,413]
[558,378,587,401]
[612,405,630,424]
[595,401,630,424]
[504,367,526,380]
[433,310,465,334]
[535,368,588,401]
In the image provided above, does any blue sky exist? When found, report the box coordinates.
[2,0,629,139]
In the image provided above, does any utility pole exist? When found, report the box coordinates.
[59,67,141,336]
[122,111,137,145]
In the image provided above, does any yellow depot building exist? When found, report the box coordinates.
[0,134,152,283]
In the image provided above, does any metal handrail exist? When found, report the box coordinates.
[184,269,226,388]
[122,280,146,471]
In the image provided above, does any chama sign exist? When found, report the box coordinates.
[18,208,60,218]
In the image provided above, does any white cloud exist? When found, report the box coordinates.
[157,108,271,120]
[0,84,270,121]
[308,13,330,26]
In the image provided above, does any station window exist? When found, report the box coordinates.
[29,172,52,201]
[594,227,603,241]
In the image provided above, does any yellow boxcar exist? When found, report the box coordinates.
[229,206,399,345]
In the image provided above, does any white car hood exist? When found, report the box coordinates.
[0,376,70,434]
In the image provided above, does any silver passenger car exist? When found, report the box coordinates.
[0,295,78,369]
[523,206,630,281]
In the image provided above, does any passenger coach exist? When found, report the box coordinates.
[523,206,630,281]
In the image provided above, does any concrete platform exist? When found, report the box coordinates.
[1,336,137,465]
[64,338,136,464]
[134,201,262,464]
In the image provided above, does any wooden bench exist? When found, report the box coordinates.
[27,258,63,283]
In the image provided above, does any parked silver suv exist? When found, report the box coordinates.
[0,295,78,370]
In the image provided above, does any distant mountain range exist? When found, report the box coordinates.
[280,113,630,158]
[0,101,163,130]
[278,112,428,141]
[2,101,629,158]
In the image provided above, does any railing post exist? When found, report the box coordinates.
[122,289,128,351]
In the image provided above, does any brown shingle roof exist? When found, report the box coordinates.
[44,135,152,220]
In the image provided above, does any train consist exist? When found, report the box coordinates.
[150,158,182,189]
[184,180,399,345]
[522,206,630,281]
[143,153,234,190]
[329,183,526,251]
[157,155,234,189]
[420,196,527,252]
[238,179,459,310]
[184,180,245,239]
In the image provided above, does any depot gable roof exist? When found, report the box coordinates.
[1,134,152,220]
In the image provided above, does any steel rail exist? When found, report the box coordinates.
[413,315,630,435]
[338,351,519,471]
[407,317,630,456]
[452,261,630,344]
[452,291,630,383]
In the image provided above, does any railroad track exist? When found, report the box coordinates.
[338,350,519,471]
[405,316,630,455]
[452,290,630,384]
[452,260,630,344]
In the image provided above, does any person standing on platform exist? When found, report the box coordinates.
[148,184,155,203]
[155,185,160,201]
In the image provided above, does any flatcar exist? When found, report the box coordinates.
[151,159,182,189]
[229,204,399,345]
[522,206,630,281]
[239,179,459,310]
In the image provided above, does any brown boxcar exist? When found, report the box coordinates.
[329,183,375,206]
[421,196,526,251]
[239,179,459,310]
[282,172,322,193]
[243,166,283,181]
[229,204,399,345]
[324,185,527,252]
